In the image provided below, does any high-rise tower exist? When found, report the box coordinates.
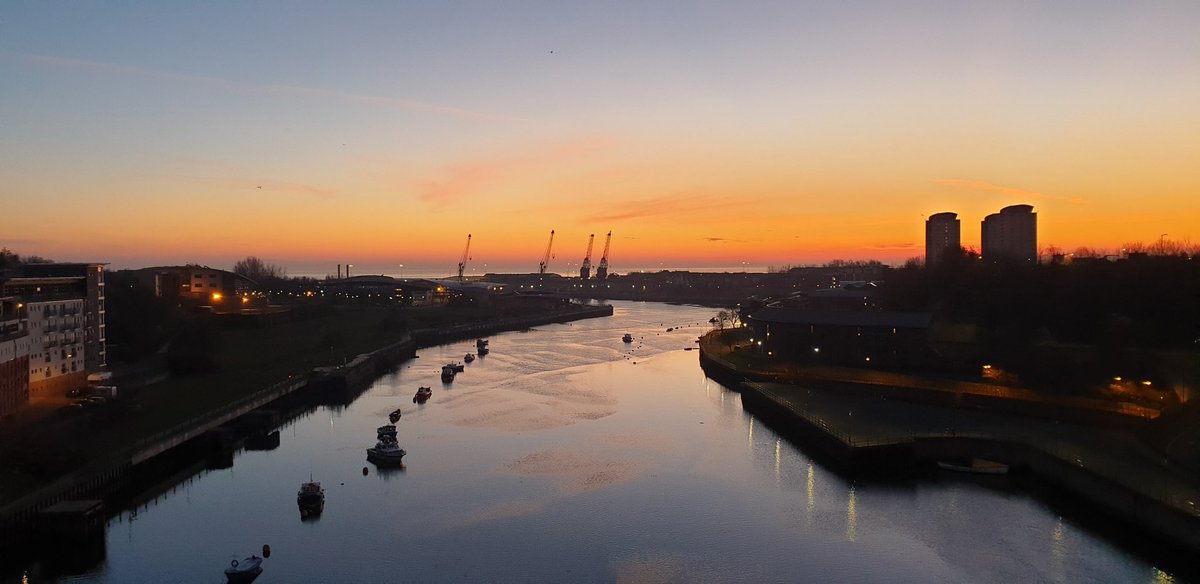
[925,212,961,265]
[981,204,1037,263]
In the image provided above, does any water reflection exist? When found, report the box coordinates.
[11,301,1187,584]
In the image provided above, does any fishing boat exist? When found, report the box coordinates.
[622,333,633,343]
[413,386,432,403]
[297,480,324,515]
[389,408,402,423]
[476,338,489,350]
[377,424,398,439]
[441,364,457,382]
[464,352,475,363]
[447,362,465,373]
[367,434,406,465]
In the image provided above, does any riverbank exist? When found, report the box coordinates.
[697,329,1200,558]
[0,303,612,545]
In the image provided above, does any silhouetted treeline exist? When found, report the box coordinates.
[887,251,1200,352]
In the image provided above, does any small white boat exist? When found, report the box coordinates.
[224,555,264,583]
[464,352,475,363]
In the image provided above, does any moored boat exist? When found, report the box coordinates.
[441,364,457,382]
[224,555,264,583]
[297,481,325,514]
[367,434,406,465]
[464,352,475,363]
[413,386,432,403]
[389,408,402,423]
[476,338,489,350]
[622,333,633,343]
[937,458,1009,475]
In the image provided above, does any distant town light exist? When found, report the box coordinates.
[813,347,820,353]
[211,292,223,302]
[982,364,992,370]
[1141,380,1152,386]
[1114,376,1122,381]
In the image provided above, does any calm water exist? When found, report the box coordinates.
[30,302,1183,583]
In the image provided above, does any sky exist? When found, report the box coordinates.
[3,2,1199,277]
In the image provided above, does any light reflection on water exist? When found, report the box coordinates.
[38,301,1187,584]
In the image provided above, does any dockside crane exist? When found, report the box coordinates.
[595,231,612,280]
[538,230,555,275]
[457,234,472,280]
[579,234,595,280]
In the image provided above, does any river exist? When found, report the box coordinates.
[27,301,1185,583]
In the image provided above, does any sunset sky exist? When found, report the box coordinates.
[3,2,1199,276]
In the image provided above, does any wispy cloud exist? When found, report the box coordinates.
[934,178,1083,203]
[18,53,515,121]
[419,136,618,206]
[862,242,918,250]
[579,192,744,223]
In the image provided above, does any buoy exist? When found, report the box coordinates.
[262,544,271,558]
[362,466,369,476]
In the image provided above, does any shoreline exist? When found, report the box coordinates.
[696,330,1200,559]
[0,303,613,547]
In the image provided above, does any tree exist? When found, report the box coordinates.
[233,256,285,283]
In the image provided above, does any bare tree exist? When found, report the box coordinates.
[233,256,286,282]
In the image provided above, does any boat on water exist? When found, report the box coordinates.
[389,408,402,423]
[413,386,432,403]
[297,481,324,515]
[367,434,406,465]
[477,346,489,356]
[377,424,398,439]
[224,555,264,583]
[622,333,633,343]
[476,338,489,350]
[936,458,1009,475]
[464,352,475,363]
[441,364,457,382]
[447,361,465,373]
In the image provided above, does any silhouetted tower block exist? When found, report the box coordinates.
[982,204,1037,264]
[925,212,961,265]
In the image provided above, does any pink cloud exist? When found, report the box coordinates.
[419,136,619,206]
